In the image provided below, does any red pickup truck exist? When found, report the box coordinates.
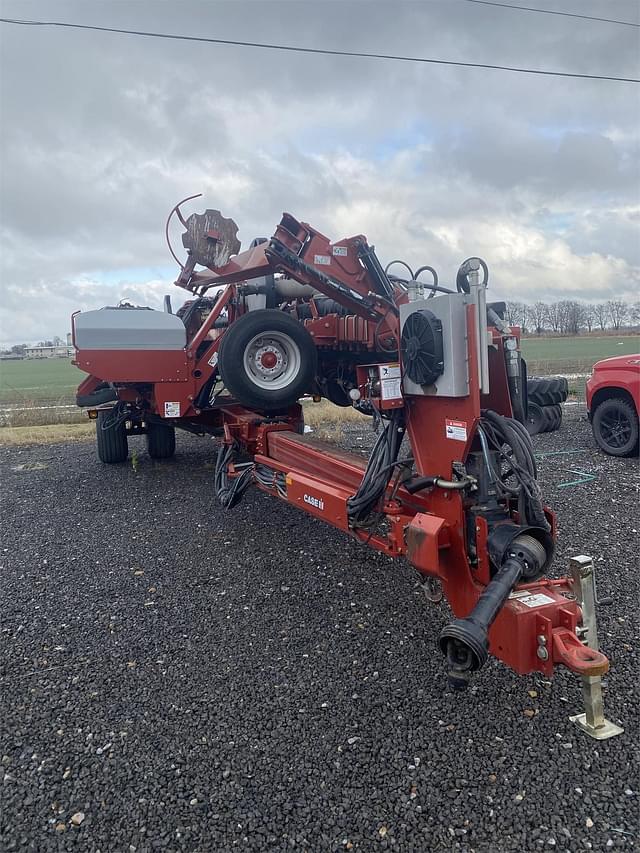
[586,354,640,457]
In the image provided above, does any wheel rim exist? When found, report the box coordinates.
[243,331,301,391]
[599,409,632,448]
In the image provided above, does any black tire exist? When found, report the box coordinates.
[592,398,639,457]
[526,401,545,435]
[218,309,317,411]
[96,410,128,464]
[540,403,562,433]
[146,421,176,459]
[527,377,568,406]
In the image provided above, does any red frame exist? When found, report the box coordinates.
[72,211,608,683]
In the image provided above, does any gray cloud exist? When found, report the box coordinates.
[1,0,639,344]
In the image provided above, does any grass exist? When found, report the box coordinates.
[0,358,83,404]
[521,335,640,375]
[0,422,95,447]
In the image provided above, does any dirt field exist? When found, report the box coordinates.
[1,406,638,852]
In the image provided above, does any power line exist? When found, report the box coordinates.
[0,17,638,83]
[461,0,640,28]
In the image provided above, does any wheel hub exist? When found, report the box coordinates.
[243,332,301,391]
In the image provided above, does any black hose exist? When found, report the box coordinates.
[347,409,405,525]
[215,443,253,509]
[480,410,548,531]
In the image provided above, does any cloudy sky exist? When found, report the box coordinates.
[1,0,638,345]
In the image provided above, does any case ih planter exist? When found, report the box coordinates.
[71,199,623,736]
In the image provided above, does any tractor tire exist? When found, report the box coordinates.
[146,421,176,459]
[526,401,545,435]
[218,309,317,411]
[592,398,639,457]
[540,403,562,433]
[527,377,569,406]
[96,410,128,464]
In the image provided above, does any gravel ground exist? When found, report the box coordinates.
[1,406,638,852]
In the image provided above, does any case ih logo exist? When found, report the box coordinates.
[303,493,324,511]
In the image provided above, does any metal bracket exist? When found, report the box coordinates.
[568,556,623,740]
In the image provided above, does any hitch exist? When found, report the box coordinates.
[567,556,623,740]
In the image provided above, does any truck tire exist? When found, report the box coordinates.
[147,421,176,459]
[527,378,568,406]
[526,402,545,435]
[96,410,128,464]
[592,397,639,457]
[218,309,317,411]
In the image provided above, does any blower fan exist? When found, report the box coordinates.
[400,309,444,386]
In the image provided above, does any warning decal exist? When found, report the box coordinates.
[515,593,555,609]
[314,254,331,266]
[332,245,348,256]
[164,401,180,418]
[445,418,467,442]
[378,364,402,402]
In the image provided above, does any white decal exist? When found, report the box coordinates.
[445,418,467,442]
[517,593,555,609]
[332,245,348,256]
[379,363,401,380]
[207,351,219,368]
[164,401,180,418]
[303,493,325,511]
[314,254,331,266]
[381,378,402,401]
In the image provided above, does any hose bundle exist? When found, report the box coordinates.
[478,410,549,531]
[215,443,254,509]
[347,409,405,526]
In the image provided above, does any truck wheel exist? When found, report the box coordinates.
[96,410,128,463]
[592,398,639,457]
[147,421,176,459]
[218,309,317,411]
[526,401,545,435]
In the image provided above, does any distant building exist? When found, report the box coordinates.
[24,345,74,359]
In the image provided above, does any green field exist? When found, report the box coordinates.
[521,335,639,374]
[0,358,84,404]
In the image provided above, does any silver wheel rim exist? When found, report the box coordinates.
[243,331,301,391]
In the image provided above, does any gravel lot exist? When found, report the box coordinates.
[1,406,638,852]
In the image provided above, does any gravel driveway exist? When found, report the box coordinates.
[1,408,638,852]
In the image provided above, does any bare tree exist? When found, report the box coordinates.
[583,303,595,333]
[545,302,561,333]
[593,303,608,332]
[529,302,548,335]
[607,300,628,331]
[519,304,529,334]
[629,301,640,326]
[563,300,585,335]
[505,301,524,327]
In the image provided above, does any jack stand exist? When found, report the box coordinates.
[568,555,624,740]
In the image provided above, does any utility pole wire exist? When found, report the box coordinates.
[0,17,638,83]
[461,0,640,28]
